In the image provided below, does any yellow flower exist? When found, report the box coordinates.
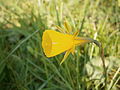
[42,21,94,64]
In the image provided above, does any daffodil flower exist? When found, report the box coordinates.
[42,22,107,88]
[42,21,96,64]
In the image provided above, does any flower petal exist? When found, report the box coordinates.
[64,21,72,34]
[55,25,65,33]
[73,30,79,37]
[71,46,75,55]
[60,49,71,65]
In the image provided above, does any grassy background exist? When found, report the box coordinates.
[0,0,120,90]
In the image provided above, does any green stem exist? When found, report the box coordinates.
[75,37,107,89]
[93,40,107,89]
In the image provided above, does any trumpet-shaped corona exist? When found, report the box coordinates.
[42,21,94,64]
[42,30,74,57]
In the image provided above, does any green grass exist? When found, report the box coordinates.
[0,0,120,90]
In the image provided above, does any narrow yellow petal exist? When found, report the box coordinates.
[69,46,75,55]
[73,30,79,37]
[55,25,65,33]
[64,21,72,34]
[60,49,71,65]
